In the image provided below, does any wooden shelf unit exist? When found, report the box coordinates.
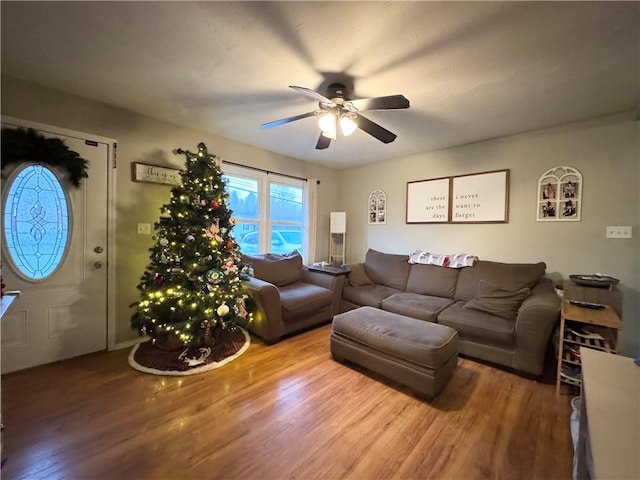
[556,300,622,394]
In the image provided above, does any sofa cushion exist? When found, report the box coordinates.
[347,263,374,287]
[454,260,546,301]
[464,280,530,320]
[405,264,460,298]
[364,249,411,291]
[381,292,454,322]
[342,284,401,308]
[279,281,333,322]
[438,301,516,347]
[242,251,302,287]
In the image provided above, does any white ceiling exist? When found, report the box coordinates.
[1,1,638,169]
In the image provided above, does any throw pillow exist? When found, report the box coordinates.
[464,279,530,320]
[348,263,374,287]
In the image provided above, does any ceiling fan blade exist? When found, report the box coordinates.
[355,114,397,144]
[289,86,337,107]
[261,111,317,129]
[315,133,332,150]
[347,95,410,111]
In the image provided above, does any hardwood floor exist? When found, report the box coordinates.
[1,325,574,480]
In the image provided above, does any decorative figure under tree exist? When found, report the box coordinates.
[130,142,252,371]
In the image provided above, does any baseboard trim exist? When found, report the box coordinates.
[114,336,149,351]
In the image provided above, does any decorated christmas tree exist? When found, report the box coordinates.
[131,142,252,350]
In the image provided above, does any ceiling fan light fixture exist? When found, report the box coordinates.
[318,112,337,139]
[340,114,357,136]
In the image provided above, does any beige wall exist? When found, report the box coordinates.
[339,115,640,356]
[1,75,341,345]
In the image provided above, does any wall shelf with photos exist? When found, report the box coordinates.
[537,166,582,221]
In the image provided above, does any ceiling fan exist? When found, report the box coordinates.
[261,83,410,150]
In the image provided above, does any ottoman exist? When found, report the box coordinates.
[330,306,458,400]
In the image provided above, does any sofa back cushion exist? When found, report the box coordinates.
[405,263,460,298]
[347,263,374,287]
[364,249,411,291]
[463,279,530,320]
[242,251,302,287]
[454,260,546,301]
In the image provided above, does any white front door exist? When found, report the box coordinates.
[1,122,112,373]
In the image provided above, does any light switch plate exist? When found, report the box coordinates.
[605,226,632,238]
[137,223,151,235]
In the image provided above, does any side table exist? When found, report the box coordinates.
[556,299,622,394]
[307,264,349,276]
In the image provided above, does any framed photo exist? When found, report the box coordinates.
[368,190,387,224]
[406,177,450,223]
[537,166,582,221]
[131,162,182,186]
[451,169,509,223]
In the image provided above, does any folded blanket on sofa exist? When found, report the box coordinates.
[408,251,478,268]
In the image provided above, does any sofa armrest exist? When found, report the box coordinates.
[513,277,562,375]
[302,268,347,316]
[242,277,283,344]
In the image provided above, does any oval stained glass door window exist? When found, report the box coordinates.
[3,164,71,280]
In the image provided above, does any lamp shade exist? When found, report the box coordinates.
[318,113,337,139]
[340,115,357,136]
[330,212,346,233]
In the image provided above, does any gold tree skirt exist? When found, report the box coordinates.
[128,326,250,376]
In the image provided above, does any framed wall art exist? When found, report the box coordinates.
[536,166,582,221]
[406,177,450,223]
[451,169,509,223]
[368,189,387,224]
[131,162,182,186]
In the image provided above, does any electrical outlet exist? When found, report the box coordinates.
[605,226,632,239]
[137,223,151,235]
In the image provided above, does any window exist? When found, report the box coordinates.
[2,164,71,280]
[223,165,306,258]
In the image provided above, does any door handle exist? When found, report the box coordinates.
[94,261,104,269]
[94,246,104,254]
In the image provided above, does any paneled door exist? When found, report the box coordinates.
[1,122,112,373]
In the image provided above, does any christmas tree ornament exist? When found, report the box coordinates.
[154,274,165,285]
[186,234,195,243]
[210,200,220,209]
[160,254,168,264]
[223,261,238,275]
[201,285,210,294]
[159,238,169,246]
[205,268,223,284]
[235,298,248,318]
[216,304,230,317]
[204,223,223,242]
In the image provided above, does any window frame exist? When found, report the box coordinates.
[1,162,74,282]
[222,164,308,259]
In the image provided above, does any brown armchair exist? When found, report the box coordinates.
[241,251,345,344]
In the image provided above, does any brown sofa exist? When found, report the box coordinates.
[241,251,345,344]
[342,249,561,376]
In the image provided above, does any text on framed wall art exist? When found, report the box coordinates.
[406,169,510,224]
[406,177,450,223]
[131,162,183,186]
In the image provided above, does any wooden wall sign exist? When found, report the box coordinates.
[131,162,182,186]
[406,169,510,224]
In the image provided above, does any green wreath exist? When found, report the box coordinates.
[1,127,89,189]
